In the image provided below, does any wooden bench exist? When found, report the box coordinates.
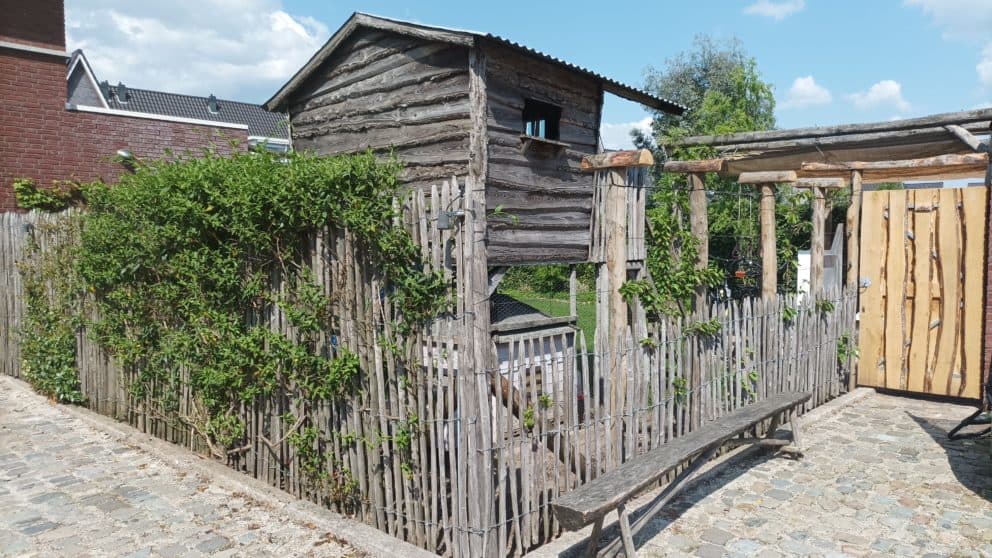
[552,391,811,557]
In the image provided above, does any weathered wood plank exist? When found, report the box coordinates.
[960,186,987,399]
[883,191,907,390]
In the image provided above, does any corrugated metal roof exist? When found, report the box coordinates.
[478,32,685,114]
[106,86,288,139]
[266,12,685,115]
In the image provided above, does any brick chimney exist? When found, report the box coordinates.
[0,0,66,51]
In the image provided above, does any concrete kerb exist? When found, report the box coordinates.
[529,387,878,558]
[0,375,434,558]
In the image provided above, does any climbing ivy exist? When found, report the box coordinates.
[14,178,89,211]
[18,148,447,473]
[18,213,86,403]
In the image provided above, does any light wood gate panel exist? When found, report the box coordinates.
[858,186,987,399]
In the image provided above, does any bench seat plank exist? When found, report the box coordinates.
[553,391,811,530]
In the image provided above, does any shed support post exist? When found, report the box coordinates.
[464,47,494,558]
[605,169,629,455]
[760,184,777,299]
[689,172,709,310]
[810,186,826,297]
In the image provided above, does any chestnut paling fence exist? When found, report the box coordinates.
[0,190,856,557]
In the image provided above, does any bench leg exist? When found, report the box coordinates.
[617,502,636,558]
[766,414,781,439]
[584,516,604,558]
[790,413,804,455]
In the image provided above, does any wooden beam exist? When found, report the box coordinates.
[760,184,777,299]
[801,152,989,172]
[738,171,797,184]
[944,124,990,152]
[794,177,848,189]
[801,154,989,183]
[696,123,990,155]
[724,140,977,176]
[580,149,654,171]
[663,159,726,173]
[676,107,992,147]
[810,187,826,297]
[688,173,708,310]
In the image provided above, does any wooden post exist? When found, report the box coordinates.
[760,184,777,299]
[569,264,577,317]
[605,168,628,399]
[846,170,863,392]
[463,47,494,558]
[846,170,863,290]
[810,186,826,297]
[688,172,709,310]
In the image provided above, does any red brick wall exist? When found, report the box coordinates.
[0,0,65,50]
[0,48,247,212]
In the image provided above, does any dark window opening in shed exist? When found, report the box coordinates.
[523,99,561,140]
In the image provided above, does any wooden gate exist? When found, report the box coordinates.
[858,186,987,399]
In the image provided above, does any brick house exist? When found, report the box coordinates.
[0,0,286,212]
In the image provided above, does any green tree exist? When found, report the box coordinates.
[633,36,813,308]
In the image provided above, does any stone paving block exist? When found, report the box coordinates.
[0,378,362,558]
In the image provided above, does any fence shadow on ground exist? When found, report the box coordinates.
[906,412,992,504]
[549,442,790,557]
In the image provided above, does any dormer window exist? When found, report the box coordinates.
[522,99,561,140]
[115,81,130,104]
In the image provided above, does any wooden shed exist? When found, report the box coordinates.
[265,12,684,265]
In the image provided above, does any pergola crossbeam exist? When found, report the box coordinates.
[677,107,992,148]
[736,171,797,184]
[794,177,848,189]
[663,159,726,173]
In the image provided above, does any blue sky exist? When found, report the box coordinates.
[67,0,992,149]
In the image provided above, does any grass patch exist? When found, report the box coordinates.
[500,289,596,348]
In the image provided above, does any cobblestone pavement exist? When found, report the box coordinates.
[0,378,362,558]
[629,393,992,558]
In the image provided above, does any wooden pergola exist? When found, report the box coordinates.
[663,107,992,303]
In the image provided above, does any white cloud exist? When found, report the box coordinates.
[978,43,992,88]
[600,117,653,150]
[743,0,805,21]
[906,0,992,90]
[904,0,992,42]
[847,80,911,112]
[780,76,831,109]
[65,0,329,103]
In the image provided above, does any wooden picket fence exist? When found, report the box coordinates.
[0,191,857,557]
